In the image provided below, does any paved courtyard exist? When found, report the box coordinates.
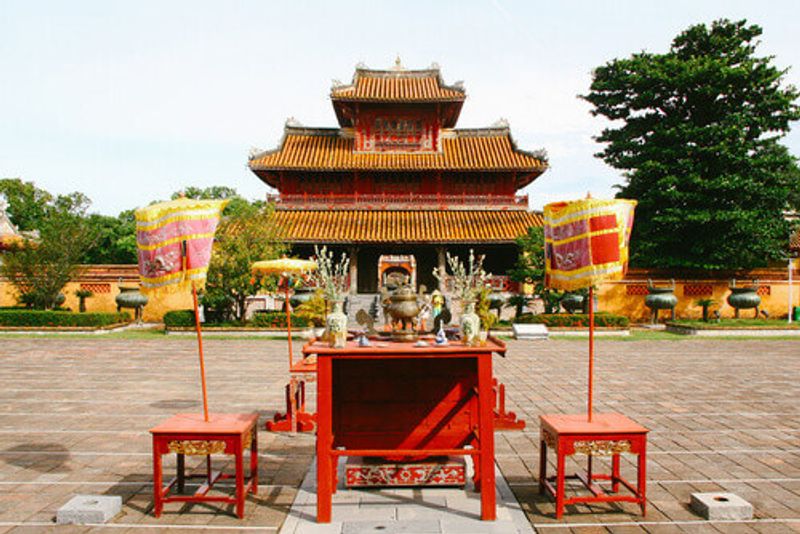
[0,336,798,533]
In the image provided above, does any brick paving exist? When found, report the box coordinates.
[0,337,797,533]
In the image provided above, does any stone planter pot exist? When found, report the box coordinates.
[645,280,677,324]
[116,286,148,323]
[560,293,585,314]
[727,283,761,318]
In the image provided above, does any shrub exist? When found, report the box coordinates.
[250,311,309,328]
[163,310,196,327]
[515,313,629,328]
[294,291,327,327]
[0,310,130,327]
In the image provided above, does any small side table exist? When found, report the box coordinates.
[539,413,648,518]
[150,413,258,518]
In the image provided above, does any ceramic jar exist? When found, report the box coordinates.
[460,301,480,346]
[326,300,348,348]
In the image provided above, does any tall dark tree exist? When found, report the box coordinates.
[582,19,800,269]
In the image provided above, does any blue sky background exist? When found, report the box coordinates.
[1,1,799,215]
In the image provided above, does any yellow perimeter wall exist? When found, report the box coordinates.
[598,267,800,321]
[0,265,191,322]
[1,264,798,323]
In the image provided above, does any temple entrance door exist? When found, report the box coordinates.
[378,255,417,291]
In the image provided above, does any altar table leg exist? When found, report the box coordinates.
[477,354,496,520]
[611,453,620,493]
[235,442,245,518]
[637,439,647,516]
[316,358,333,522]
[152,439,163,518]
[538,438,547,494]
[250,429,259,495]
[176,453,185,493]
[555,444,565,519]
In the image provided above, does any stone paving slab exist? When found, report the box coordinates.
[279,458,533,534]
[0,337,798,532]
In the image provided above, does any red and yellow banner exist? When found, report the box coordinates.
[543,199,636,291]
[135,198,227,295]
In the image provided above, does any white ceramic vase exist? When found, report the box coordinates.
[460,301,480,346]
[326,300,348,348]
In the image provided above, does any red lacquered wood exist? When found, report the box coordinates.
[191,285,209,422]
[588,285,594,423]
[477,351,496,520]
[316,354,333,523]
[150,413,258,519]
[311,339,501,523]
[539,412,648,519]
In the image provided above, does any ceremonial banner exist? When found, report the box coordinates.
[135,198,227,295]
[543,198,636,291]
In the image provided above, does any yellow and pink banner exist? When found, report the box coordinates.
[543,198,636,291]
[135,198,227,294]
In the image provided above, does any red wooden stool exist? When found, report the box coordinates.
[539,413,648,518]
[150,413,258,518]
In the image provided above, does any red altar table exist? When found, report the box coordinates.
[150,413,258,518]
[539,413,648,518]
[305,337,505,523]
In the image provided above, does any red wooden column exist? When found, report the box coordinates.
[316,356,334,523]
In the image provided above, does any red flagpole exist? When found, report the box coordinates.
[285,277,294,369]
[192,284,208,422]
[192,284,210,422]
[184,237,209,423]
[588,286,594,423]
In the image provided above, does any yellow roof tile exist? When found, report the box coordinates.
[250,130,546,173]
[331,68,464,102]
[273,209,543,244]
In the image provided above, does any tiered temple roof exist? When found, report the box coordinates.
[249,125,546,188]
[273,209,543,244]
[330,64,466,103]
[248,61,548,247]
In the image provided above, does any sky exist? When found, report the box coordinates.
[1,0,799,216]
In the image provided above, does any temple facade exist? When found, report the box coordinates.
[248,61,548,302]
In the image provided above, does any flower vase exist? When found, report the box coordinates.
[460,301,480,346]
[326,300,348,348]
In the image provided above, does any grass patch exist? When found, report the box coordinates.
[668,318,800,329]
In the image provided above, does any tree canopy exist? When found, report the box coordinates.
[0,211,97,309]
[202,202,286,322]
[582,19,800,270]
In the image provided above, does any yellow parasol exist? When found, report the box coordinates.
[251,258,317,369]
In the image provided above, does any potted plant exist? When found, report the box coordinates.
[433,249,487,345]
[74,289,94,313]
[694,298,717,322]
[476,286,498,344]
[311,245,350,347]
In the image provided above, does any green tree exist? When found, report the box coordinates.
[582,19,800,269]
[1,211,98,309]
[508,227,562,314]
[172,186,260,217]
[0,178,55,231]
[82,211,137,264]
[202,202,286,321]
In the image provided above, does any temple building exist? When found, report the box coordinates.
[248,61,547,301]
